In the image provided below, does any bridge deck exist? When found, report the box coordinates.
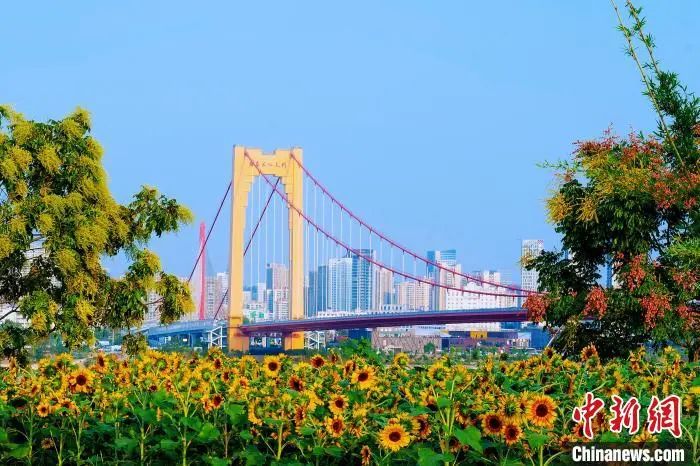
[142,308,527,336]
[240,308,526,333]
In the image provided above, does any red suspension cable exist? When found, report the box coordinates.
[147,181,232,307]
[212,178,280,321]
[289,153,532,294]
[186,181,232,283]
[247,152,531,299]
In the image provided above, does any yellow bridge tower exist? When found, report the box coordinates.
[228,146,305,352]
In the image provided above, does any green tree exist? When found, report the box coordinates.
[0,106,194,363]
[525,2,699,360]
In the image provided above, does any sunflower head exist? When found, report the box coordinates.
[482,413,505,436]
[504,423,523,445]
[378,424,411,452]
[294,406,307,426]
[263,356,282,378]
[288,375,304,392]
[351,366,377,390]
[329,394,349,415]
[392,352,409,367]
[40,438,54,450]
[325,416,345,438]
[427,363,450,387]
[36,400,51,417]
[69,368,93,393]
[580,344,599,363]
[528,395,557,428]
[360,445,371,466]
[500,393,524,424]
[310,355,325,369]
[415,414,432,439]
[94,353,108,372]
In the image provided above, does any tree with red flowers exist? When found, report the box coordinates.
[525,1,700,360]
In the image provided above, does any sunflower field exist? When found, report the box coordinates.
[0,346,698,465]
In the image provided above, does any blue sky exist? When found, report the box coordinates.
[2,1,699,283]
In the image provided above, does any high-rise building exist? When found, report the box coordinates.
[427,249,460,310]
[204,276,217,318]
[396,280,431,310]
[520,240,544,292]
[328,257,353,311]
[307,265,329,317]
[267,289,289,320]
[350,249,376,311]
[214,272,230,318]
[316,265,328,313]
[266,263,289,290]
[375,268,394,306]
[427,249,456,274]
[251,282,266,303]
[265,263,289,319]
[306,271,315,317]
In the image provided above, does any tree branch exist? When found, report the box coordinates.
[610,0,684,167]
[0,306,19,322]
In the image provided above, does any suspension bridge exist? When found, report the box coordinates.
[142,146,535,352]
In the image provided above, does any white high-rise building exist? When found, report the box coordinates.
[327,257,353,311]
[214,272,230,317]
[395,280,431,310]
[265,263,289,318]
[204,276,217,318]
[267,289,289,320]
[374,268,394,307]
[521,240,544,292]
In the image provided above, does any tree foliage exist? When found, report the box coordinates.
[0,106,194,362]
[525,2,700,360]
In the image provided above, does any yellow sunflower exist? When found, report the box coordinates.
[351,366,377,390]
[247,400,263,426]
[288,375,304,392]
[360,445,372,466]
[392,352,409,367]
[500,393,525,425]
[415,414,432,439]
[68,368,93,393]
[262,356,282,378]
[36,400,51,418]
[325,416,345,438]
[504,423,523,445]
[482,413,505,436]
[40,438,54,450]
[527,395,557,428]
[329,394,349,415]
[580,344,598,362]
[378,424,411,452]
[426,362,450,387]
[310,355,326,369]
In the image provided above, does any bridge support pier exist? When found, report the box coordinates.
[283,332,304,351]
[228,325,250,352]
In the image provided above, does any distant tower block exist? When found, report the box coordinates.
[228,146,304,352]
